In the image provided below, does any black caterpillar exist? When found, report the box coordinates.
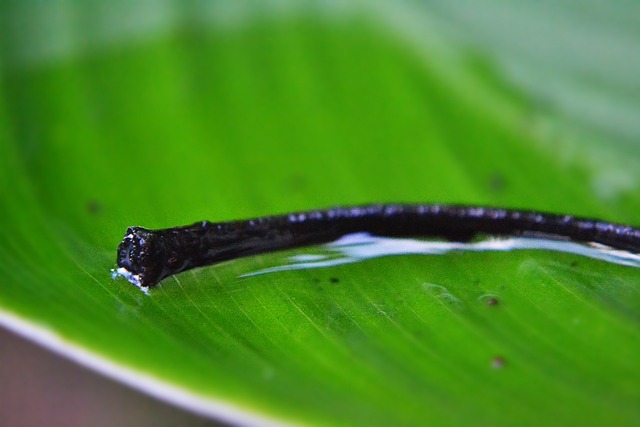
[115,204,640,288]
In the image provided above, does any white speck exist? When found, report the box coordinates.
[111,267,149,295]
[467,207,485,218]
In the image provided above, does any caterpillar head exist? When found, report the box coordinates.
[115,227,166,289]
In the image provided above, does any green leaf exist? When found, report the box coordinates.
[2,2,639,426]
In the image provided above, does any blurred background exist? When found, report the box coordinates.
[2,1,640,426]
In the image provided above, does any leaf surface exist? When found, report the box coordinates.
[1,2,639,426]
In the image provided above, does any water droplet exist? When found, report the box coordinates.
[423,283,463,307]
[423,283,448,294]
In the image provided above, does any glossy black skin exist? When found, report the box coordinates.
[116,204,640,288]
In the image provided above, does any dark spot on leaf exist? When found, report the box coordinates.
[330,277,340,284]
[86,200,102,215]
[478,294,500,306]
[287,173,308,193]
[491,356,506,369]
[488,173,507,193]
[570,260,578,268]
